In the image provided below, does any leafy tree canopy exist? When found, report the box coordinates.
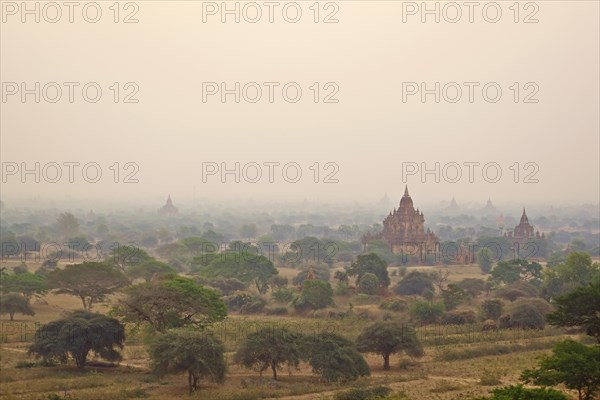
[48,262,128,310]
[29,310,125,369]
[356,322,423,370]
[150,330,226,394]
[347,253,390,288]
[521,340,600,400]
[114,276,226,332]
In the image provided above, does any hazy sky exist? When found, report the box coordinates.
[1,1,599,207]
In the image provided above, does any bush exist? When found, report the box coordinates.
[335,282,349,296]
[208,277,248,295]
[307,333,370,382]
[264,307,288,315]
[441,284,468,310]
[351,294,381,305]
[477,384,568,400]
[509,298,553,317]
[379,298,407,312]
[499,303,545,329]
[480,299,503,321]
[479,368,504,386]
[358,273,380,295]
[291,280,334,311]
[272,287,295,303]
[334,386,392,400]
[395,271,434,296]
[494,281,539,302]
[224,292,266,314]
[457,278,486,297]
[442,310,477,325]
[410,300,445,324]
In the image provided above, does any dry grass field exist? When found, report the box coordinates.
[0,259,583,400]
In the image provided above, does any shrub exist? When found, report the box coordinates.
[410,300,445,324]
[307,333,370,382]
[269,275,289,289]
[358,273,380,295]
[494,281,540,302]
[272,287,295,303]
[335,282,349,296]
[478,384,568,400]
[479,368,504,386]
[441,284,469,310]
[291,280,334,311]
[509,298,553,317]
[208,277,248,295]
[395,271,434,296]
[224,292,266,314]
[351,294,381,305]
[480,299,503,321]
[379,298,407,312]
[457,278,486,297]
[442,310,477,325]
[500,303,545,329]
[334,386,392,400]
[264,307,288,315]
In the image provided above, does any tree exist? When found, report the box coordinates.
[150,330,226,395]
[430,269,451,292]
[239,224,257,239]
[491,259,542,285]
[234,327,303,380]
[292,265,330,286]
[347,253,390,288]
[395,271,434,296]
[480,299,504,321]
[356,322,423,370]
[357,273,379,295]
[208,277,248,295]
[0,272,47,299]
[105,245,153,271]
[546,282,600,343]
[48,262,128,310]
[269,275,289,290]
[56,212,79,239]
[125,260,176,283]
[291,280,333,311]
[477,247,494,273]
[114,276,227,333]
[0,293,35,320]
[202,254,278,294]
[29,310,125,369]
[306,333,370,382]
[499,302,545,330]
[477,385,568,400]
[441,284,468,310]
[409,300,445,324]
[542,252,600,300]
[521,340,600,400]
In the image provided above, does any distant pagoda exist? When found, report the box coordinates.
[158,195,179,216]
[504,208,544,241]
[364,186,439,259]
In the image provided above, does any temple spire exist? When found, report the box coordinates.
[403,185,410,197]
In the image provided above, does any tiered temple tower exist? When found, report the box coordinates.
[366,186,439,258]
[504,208,544,240]
[158,195,179,216]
